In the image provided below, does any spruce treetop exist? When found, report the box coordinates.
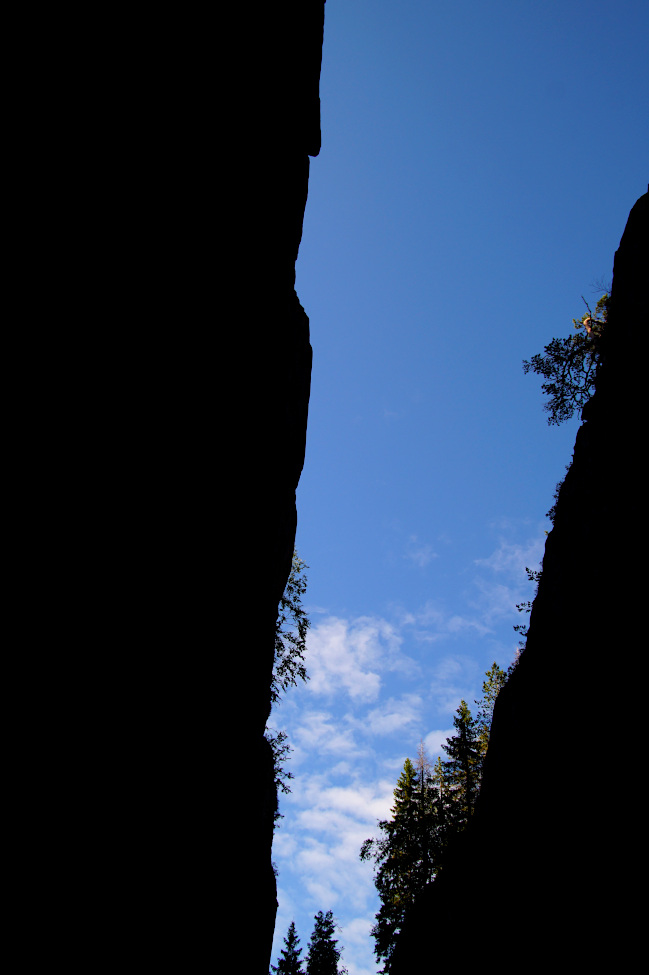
[271,920,304,975]
[305,911,346,975]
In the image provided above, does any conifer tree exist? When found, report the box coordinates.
[474,662,511,759]
[429,754,456,860]
[271,920,304,975]
[442,700,481,822]
[360,757,439,972]
[360,666,515,971]
[413,741,435,883]
[305,911,346,975]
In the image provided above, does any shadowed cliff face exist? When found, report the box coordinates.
[225,5,326,972]
[24,6,324,973]
[390,188,648,972]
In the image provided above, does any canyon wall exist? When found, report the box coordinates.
[391,187,647,970]
[227,5,326,971]
[25,6,324,973]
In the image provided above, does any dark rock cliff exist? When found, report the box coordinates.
[224,5,326,972]
[391,188,647,971]
[23,6,324,972]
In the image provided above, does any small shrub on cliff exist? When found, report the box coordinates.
[523,292,609,425]
[266,550,310,828]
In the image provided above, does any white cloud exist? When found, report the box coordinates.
[423,727,455,758]
[293,710,360,757]
[431,655,463,681]
[280,774,393,918]
[468,532,546,627]
[471,577,522,625]
[274,769,395,975]
[399,601,491,643]
[340,916,378,975]
[273,830,299,860]
[291,776,394,835]
[344,915,374,947]
[424,653,485,715]
[273,530,549,975]
[428,680,469,715]
[305,615,408,702]
[365,694,423,735]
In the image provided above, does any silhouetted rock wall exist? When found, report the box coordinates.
[391,188,647,971]
[27,6,324,972]
[225,5,326,972]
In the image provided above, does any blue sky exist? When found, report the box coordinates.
[269,3,648,973]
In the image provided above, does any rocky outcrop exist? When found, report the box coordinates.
[225,5,326,972]
[26,6,324,973]
[391,188,647,971]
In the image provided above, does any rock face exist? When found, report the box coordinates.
[25,7,324,973]
[224,5,326,972]
[391,188,647,971]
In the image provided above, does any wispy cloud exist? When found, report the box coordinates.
[423,727,456,759]
[278,770,394,916]
[341,917,376,975]
[425,652,483,714]
[293,710,360,757]
[471,533,545,626]
[305,615,411,702]
[404,534,438,568]
[474,535,544,577]
[364,693,423,736]
[295,780,394,836]
[273,529,545,975]
[398,600,491,644]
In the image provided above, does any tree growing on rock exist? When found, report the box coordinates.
[441,699,481,824]
[514,566,543,650]
[272,550,310,706]
[360,747,460,972]
[265,550,310,830]
[523,292,609,425]
[475,661,512,755]
[360,758,426,971]
[360,666,516,971]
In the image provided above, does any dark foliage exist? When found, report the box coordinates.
[271,920,305,975]
[266,551,310,828]
[360,665,512,971]
[305,911,347,975]
[523,293,608,425]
